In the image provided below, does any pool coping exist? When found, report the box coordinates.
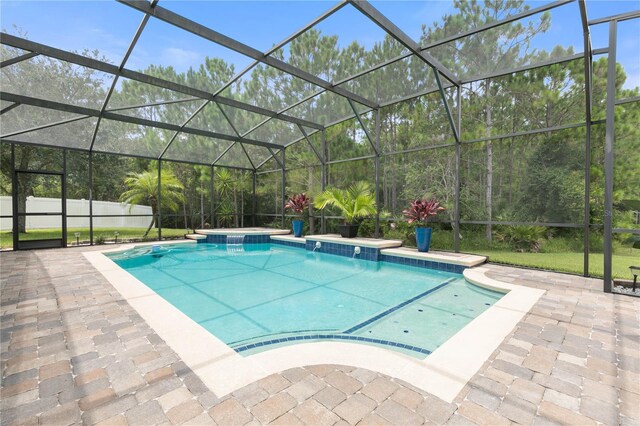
[380,247,486,268]
[305,234,403,249]
[195,227,290,235]
[84,241,544,403]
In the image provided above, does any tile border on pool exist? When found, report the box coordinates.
[380,254,466,274]
[343,277,457,334]
[234,335,431,355]
[270,238,306,249]
[85,240,544,404]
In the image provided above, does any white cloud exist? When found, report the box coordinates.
[161,47,200,71]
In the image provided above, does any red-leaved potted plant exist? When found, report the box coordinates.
[285,193,310,237]
[403,198,445,252]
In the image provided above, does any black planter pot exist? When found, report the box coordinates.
[338,224,359,238]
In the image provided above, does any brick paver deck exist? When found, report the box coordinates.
[1,247,638,425]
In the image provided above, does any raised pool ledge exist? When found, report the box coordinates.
[270,235,306,248]
[381,247,487,269]
[304,234,402,262]
[195,227,290,244]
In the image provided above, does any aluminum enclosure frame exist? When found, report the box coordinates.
[0,0,638,293]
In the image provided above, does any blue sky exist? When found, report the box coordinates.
[1,0,638,89]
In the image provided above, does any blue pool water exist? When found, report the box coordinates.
[108,243,502,358]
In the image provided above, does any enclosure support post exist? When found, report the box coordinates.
[10,144,16,251]
[210,165,215,228]
[252,171,257,227]
[62,149,67,248]
[579,0,592,277]
[281,149,286,230]
[374,109,381,238]
[603,20,616,293]
[157,160,162,241]
[321,130,327,234]
[89,151,93,246]
[454,86,462,252]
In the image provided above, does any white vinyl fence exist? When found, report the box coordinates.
[0,196,153,231]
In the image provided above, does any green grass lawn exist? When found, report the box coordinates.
[0,227,188,249]
[467,249,638,279]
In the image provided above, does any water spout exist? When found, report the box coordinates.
[227,234,245,254]
[352,246,361,258]
[312,241,321,252]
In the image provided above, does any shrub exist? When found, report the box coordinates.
[495,225,547,252]
[284,193,310,216]
[402,198,445,226]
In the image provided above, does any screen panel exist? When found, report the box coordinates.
[424,1,582,81]
[126,16,253,95]
[163,133,233,165]
[93,119,170,158]
[460,127,586,224]
[461,59,585,139]
[9,117,98,150]
[270,3,408,83]
[1,57,113,109]
[0,1,141,64]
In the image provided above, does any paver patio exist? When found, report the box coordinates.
[1,246,639,425]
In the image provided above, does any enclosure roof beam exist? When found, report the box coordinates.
[116,0,379,110]
[106,97,202,112]
[0,52,38,69]
[588,10,640,25]
[0,33,324,131]
[433,70,460,142]
[615,95,640,105]
[297,124,324,164]
[266,148,284,169]
[0,92,283,150]
[347,99,379,156]
[348,0,459,86]
[0,102,20,115]
[211,141,238,166]
[238,143,256,170]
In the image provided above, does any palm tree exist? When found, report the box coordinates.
[120,167,185,237]
[314,181,376,225]
[214,168,236,227]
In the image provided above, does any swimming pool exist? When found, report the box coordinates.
[108,243,502,358]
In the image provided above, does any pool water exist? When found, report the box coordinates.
[109,243,502,358]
